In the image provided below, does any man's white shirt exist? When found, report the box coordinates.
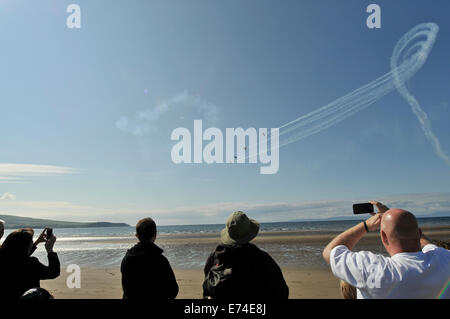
[330,244,450,299]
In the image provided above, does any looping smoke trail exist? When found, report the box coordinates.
[391,24,450,166]
[246,23,449,166]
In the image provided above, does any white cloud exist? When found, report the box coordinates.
[0,163,77,176]
[116,91,220,136]
[0,192,16,201]
[0,163,78,184]
[0,176,25,184]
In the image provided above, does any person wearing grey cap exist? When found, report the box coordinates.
[202,211,289,300]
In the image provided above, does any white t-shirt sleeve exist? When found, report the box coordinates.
[330,245,387,289]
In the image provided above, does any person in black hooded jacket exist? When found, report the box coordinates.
[0,228,60,300]
[203,211,289,300]
[121,217,178,300]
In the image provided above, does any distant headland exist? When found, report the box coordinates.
[0,214,129,229]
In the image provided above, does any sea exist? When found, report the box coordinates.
[2,217,449,269]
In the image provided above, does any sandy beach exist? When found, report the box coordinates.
[40,227,450,299]
[41,267,342,299]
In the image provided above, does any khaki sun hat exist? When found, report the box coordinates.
[220,211,260,245]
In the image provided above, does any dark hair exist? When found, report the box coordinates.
[136,218,157,242]
[0,228,34,260]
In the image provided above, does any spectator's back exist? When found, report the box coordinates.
[120,217,178,300]
[121,241,178,300]
[203,243,289,299]
[202,211,289,300]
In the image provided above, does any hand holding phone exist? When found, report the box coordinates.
[353,201,389,232]
[369,201,390,214]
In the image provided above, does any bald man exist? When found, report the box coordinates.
[322,202,450,299]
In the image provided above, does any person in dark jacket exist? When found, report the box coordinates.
[0,228,60,300]
[0,219,4,242]
[203,211,289,300]
[121,217,179,300]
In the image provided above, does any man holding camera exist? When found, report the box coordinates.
[322,201,450,299]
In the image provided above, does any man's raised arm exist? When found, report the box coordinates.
[322,201,388,264]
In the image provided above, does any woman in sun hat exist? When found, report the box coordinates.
[202,211,289,300]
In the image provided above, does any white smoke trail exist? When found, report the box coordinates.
[390,24,450,166]
[247,23,449,166]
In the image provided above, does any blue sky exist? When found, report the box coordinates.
[0,0,449,225]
